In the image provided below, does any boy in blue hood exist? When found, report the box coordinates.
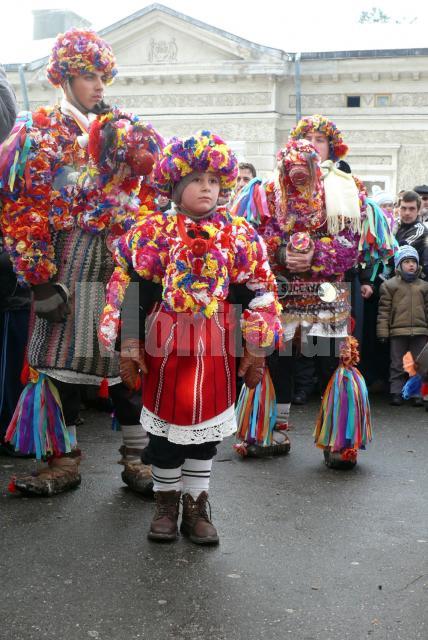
[377,246,428,405]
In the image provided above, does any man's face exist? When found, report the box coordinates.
[65,71,106,112]
[399,200,420,224]
[302,131,330,162]
[236,168,254,194]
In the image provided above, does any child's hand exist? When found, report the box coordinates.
[120,338,148,390]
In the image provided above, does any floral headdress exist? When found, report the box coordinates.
[274,139,324,231]
[289,115,349,161]
[47,28,118,87]
[154,130,238,198]
[277,138,321,178]
[87,110,164,177]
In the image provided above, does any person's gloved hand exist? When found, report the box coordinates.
[238,347,265,389]
[285,242,315,273]
[120,338,148,390]
[32,282,70,322]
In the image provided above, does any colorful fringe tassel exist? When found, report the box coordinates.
[5,368,72,459]
[359,198,398,266]
[314,338,372,452]
[402,374,422,399]
[230,177,270,227]
[0,111,33,191]
[235,369,277,446]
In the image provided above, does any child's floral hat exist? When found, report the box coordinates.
[47,28,118,87]
[154,130,238,198]
[289,114,349,161]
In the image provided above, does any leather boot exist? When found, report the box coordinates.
[118,445,154,498]
[148,490,181,541]
[180,492,219,545]
[12,449,82,496]
[323,448,357,470]
[234,434,291,458]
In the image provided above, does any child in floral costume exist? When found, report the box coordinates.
[100,131,282,543]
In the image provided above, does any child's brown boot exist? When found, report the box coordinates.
[180,492,219,545]
[148,490,181,541]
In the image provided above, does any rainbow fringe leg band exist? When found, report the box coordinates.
[314,365,372,452]
[5,370,73,459]
[234,369,277,447]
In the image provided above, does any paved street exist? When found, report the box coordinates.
[1,397,427,640]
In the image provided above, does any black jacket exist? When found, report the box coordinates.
[0,236,30,312]
[395,221,428,279]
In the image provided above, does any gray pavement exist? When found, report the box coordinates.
[1,397,427,640]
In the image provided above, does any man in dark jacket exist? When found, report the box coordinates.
[0,66,17,144]
[0,233,30,452]
[395,190,428,278]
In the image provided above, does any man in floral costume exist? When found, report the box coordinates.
[233,116,394,467]
[0,29,163,495]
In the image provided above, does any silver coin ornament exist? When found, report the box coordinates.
[318,283,338,303]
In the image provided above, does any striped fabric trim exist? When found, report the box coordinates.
[28,228,119,378]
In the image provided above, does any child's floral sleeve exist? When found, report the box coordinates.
[98,213,168,350]
[230,217,283,349]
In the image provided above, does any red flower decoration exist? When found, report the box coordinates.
[341,448,358,462]
[191,238,208,257]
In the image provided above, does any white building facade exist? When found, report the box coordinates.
[5,4,428,194]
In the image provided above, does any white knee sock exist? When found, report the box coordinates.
[152,465,182,492]
[276,403,290,423]
[181,459,213,499]
[121,424,149,463]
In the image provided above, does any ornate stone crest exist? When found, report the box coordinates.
[148,38,178,63]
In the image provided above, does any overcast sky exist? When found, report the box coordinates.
[2,0,428,62]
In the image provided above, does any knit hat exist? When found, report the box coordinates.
[289,115,348,161]
[154,130,238,199]
[171,172,198,205]
[394,245,419,269]
[372,185,394,207]
[47,28,118,87]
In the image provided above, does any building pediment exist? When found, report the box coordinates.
[102,4,287,70]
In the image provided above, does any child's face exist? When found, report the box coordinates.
[400,258,418,274]
[180,172,221,216]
